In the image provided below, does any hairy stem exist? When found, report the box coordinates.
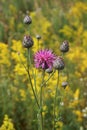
[53,70,59,130]
[27,48,40,108]
[41,70,55,87]
[40,70,45,130]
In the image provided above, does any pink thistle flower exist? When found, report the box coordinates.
[34,49,56,69]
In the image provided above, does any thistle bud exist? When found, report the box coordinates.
[53,56,65,70]
[23,35,34,48]
[23,15,32,24]
[36,35,41,40]
[60,40,69,53]
[62,81,68,89]
[45,68,53,74]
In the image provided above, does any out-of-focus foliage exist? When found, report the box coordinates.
[0,0,87,130]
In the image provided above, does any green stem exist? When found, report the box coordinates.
[28,49,38,96]
[18,49,39,108]
[53,70,59,130]
[33,69,38,95]
[41,70,55,87]
[62,52,70,85]
[38,39,40,50]
[40,87,43,130]
[27,48,40,109]
[40,70,45,130]
[27,70,40,108]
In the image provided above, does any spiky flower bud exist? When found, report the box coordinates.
[45,68,53,74]
[23,35,34,48]
[53,56,65,70]
[60,40,69,53]
[62,81,68,89]
[23,15,32,24]
[36,35,41,40]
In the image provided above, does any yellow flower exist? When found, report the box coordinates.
[14,64,27,76]
[66,46,87,74]
[67,2,87,19]
[59,25,74,38]
[0,43,10,66]
[32,37,43,53]
[11,40,24,53]
[0,115,16,130]
[74,89,80,100]
[55,121,63,130]
[19,89,26,101]
[73,110,83,122]
[30,11,51,35]
[9,4,17,14]
[42,105,47,117]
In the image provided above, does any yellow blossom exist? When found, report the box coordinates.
[19,89,26,101]
[73,110,83,122]
[0,43,10,66]
[0,115,16,130]
[74,89,80,100]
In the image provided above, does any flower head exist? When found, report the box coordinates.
[62,81,68,89]
[34,49,56,69]
[53,56,65,70]
[60,40,69,53]
[22,35,34,48]
[23,15,32,24]
[36,34,41,40]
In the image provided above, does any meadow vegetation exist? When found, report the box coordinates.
[0,0,87,130]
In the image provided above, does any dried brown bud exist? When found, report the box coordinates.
[23,15,32,24]
[53,56,65,70]
[36,35,41,40]
[23,35,34,48]
[62,81,68,89]
[60,40,69,53]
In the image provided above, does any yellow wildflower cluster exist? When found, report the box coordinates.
[30,11,51,35]
[0,43,10,67]
[0,115,16,130]
[66,46,87,76]
[69,89,80,108]
[73,110,83,122]
[68,2,87,19]
[55,121,63,130]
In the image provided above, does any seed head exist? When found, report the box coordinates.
[53,56,65,70]
[23,35,34,48]
[23,15,32,24]
[60,40,69,53]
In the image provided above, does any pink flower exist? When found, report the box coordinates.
[34,49,56,69]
